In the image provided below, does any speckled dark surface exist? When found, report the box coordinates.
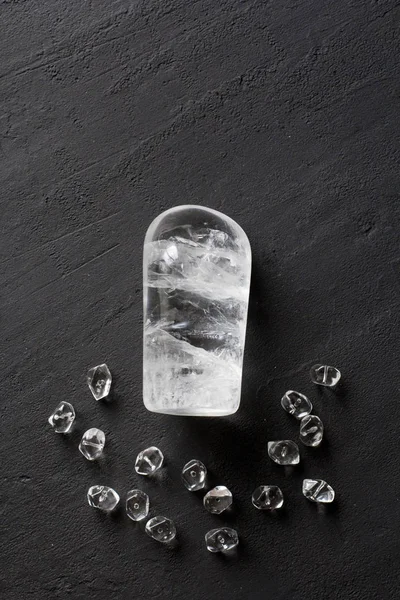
[1,1,400,599]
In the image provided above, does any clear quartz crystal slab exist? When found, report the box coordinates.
[143,205,251,416]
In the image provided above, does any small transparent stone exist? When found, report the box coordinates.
[205,528,239,553]
[48,401,75,433]
[87,363,112,400]
[281,390,312,419]
[203,486,232,514]
[135,446,164,476]
[87,485,120,512]
[300,415,324,447]
[182,459,207,491]
[268,440,300,465]
[310,364,341,387]
[303,479,335,503]
[79,428,105,461]
[145,516,176,543]
[252,485,284,510]
[126,489,149,521]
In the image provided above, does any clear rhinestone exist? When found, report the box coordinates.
[87,363,112,400]
[300,415,324,447]
[79,428,105,461]
[268,440,300,465]
[182,459,207,491]
[48,401,75,433]
[145,516,176,543]
[87,485,120,512]
[203,486,232,514]
[126,489,149,521]
[303,479,335,503]
[205,528,239,553]
[310,364,341,387]
[281,390,312,419]
[135,446,164,476]
[252,485,284,510]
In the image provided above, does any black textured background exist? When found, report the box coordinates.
[1,1,400,599]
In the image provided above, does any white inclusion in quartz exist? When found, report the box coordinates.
[143,205,252,416]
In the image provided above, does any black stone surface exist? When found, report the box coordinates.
[1,2,399,599]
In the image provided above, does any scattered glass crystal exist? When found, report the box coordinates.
[87,485,120,512]
[281,390,312,419]
[79,428,105,461]
[48,401,75,433]
[252,485,284,510]
[181,459,207,491]
[203,486,233,514]
[205,528,239,553]
[310,364,341,387]
[126,489,150,521]
[268,440,300,465]
[135,446,164,476]
[145,516,176,543]
[87,363,112,400]
[300,415,324,447]
[303,479,335,503]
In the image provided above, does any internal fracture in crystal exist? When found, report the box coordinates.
[126,489,150,521]
[268,440,300,465]
[48,401,75,433]
[87,485,120,512]
[203,486,232,514]
[181,459,207,491]
[310,364,341,387]
[135,446,164,476]
[302,479,335,503]
[87,363,112,400]
[281,390,312,419]
[145,516,176,543]
[79,428,105,461]
[205,528,239,553]
[252,485,284,510]
[299,415,324,446]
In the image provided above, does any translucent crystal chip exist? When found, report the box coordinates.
[299,415,324,447]
[126,489,149,521]
[87,363,112,400]
[303,479,335,503]
[135,446,164,476]
[79,428,105,461]
[48,401,75,433]
[205,528,239,553]
[87,485,120,512]
[203,486,233,514]
[268,440,300,465]
[281,390,312,419]
[252,485,284,510]
[145,516,176,543]
[310,364,341,387]
[182,459,207,491]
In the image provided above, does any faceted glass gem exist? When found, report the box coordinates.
[300,415,324,447]
[87,485,120,512]
[303,479,335,503]
[135,446,164,476]
[203,486,233,514]
[252,485,284,510]
[310,364,341,387]
[181,459,207,491]
[79,428,105,461]
[268,440,300,465]
[126,489,149,521]
[87,363,112,400]
[48,401,75,433]
[145,516,176,543]
[205,528,239,553]
[281,390,312,419]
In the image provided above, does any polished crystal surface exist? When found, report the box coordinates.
[87,363,112,400]
[252,485,284,510]
[300,415,324,446]
[268,440,300,465]
[203,486,232,514]
[205,528,239,553]
[87,485,120,512]
[145,516,176,543]
[126,489,149,521]
[143,205,251,416]
[182,459,207,491]
[310,364,341,387]
[281,390,312,419]
[79,428,105,461]
[303,479,335,503]
[135,446,164,476]
[48,401,75,433]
